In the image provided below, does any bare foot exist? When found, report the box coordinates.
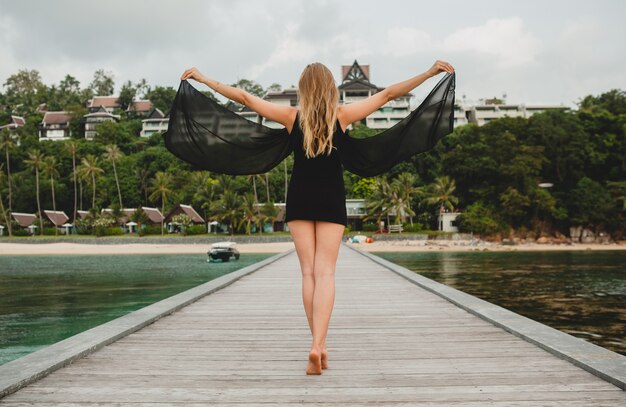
[306,347,322,375]
[321,346,328,369]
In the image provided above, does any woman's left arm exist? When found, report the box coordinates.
[181,67,246,105]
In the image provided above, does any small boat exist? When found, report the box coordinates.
[207,241,240,262]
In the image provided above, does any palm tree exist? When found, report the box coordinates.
[213,189,242,235]
[0,130,16,236]
[104,144,124,208]
[246,174,261,204]
[42,156,60,236]
[238,193,260,235]
[64,140,79,223]
[148,171,174,235]
[391,172,419,225]
[78,154,104,209]
[135,167,149,205]
[363,176,394,228]
[422,175,459,230]
[0,164,11,235]
[191,171,217,222]
[24,149,45,235]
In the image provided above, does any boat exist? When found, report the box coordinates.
[207,241,240,262]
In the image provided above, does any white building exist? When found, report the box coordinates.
[456,96,570,127]
[140,108,169,137]
[38,111,72,141]
[438,211,461,232]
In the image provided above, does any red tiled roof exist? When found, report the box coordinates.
[76,210,90,220]
[43,210,69,226]
[141,206,164,223]
[11,212,37,227]
[127,100,153,112]
[165,204,204,224]
[42,111,71,125]
[88,96,120,109]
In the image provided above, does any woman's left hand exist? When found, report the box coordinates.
[180,67,207,82]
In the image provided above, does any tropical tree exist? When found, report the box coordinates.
[391,172,419,225]
[64,140,79,222]
[261,201,279,233]
[191,171,217,221]
[0,130,16,236]
[238,193,261,235]
[364,176,394,228]
[422,175,459,214]
[212,189,242,235]
[135,167,149,205]
[42,155,60,235]
[104,144,124,208]
[149,171,174,235]
[0,164,11,235]
[78,154,104,209]
[24,149,45,235]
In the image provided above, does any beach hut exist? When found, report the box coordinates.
[141,207,164,226]
[42,210,70,232]
[11,212,37,234]
[164,203,205,233]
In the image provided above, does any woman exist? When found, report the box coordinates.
[180,60,455,375]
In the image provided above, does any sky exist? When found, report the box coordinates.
[0,0,624,109]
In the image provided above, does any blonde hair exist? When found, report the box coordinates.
[297,62,339,158]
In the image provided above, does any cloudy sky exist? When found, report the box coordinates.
[1,0,624,109]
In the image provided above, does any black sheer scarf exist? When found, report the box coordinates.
[164,72,455,177]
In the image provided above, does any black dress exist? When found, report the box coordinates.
[163,71,455,181]
[284,111,348,226]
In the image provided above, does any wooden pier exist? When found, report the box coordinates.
[1,243,625,405]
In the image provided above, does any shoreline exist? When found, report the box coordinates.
[1,240,626,255]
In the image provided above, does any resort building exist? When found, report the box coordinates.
[438,210,461,232]
[87,96,121,114]
[346,198,367,231]
[164,204,205,233]
[0,115,25,145]
[140,108,169,138]
[10,212,38,234]
[42,210,71,234]
[82,106,121,140]
[455,96,570,127]
[38,111,72,141]
[126,100,154,118]
[141,206,164,226]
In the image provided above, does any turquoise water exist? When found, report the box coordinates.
[373,250,626,356]
[0,253,275,365]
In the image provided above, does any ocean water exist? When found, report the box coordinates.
[0,252,276,365]
[373,250,626,356]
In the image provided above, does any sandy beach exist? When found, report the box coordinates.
[1,240,625,255]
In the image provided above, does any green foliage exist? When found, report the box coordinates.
[456,201,504,235]
[361,223,378,232]
[184,224,206,235]
[94,226,124,237]
[12,228,30,236]
[141,225,162,235]
[568,177,617,229]
[42,227,58,235]
[1,69,625,239]
[402,223,423,233]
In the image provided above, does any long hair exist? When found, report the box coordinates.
[297,62,339,158]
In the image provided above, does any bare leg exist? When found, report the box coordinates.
[287,220,320,374]
[310,220,344,370]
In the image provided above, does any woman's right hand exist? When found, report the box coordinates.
[180,67,208,83]
[426,60,455,77]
